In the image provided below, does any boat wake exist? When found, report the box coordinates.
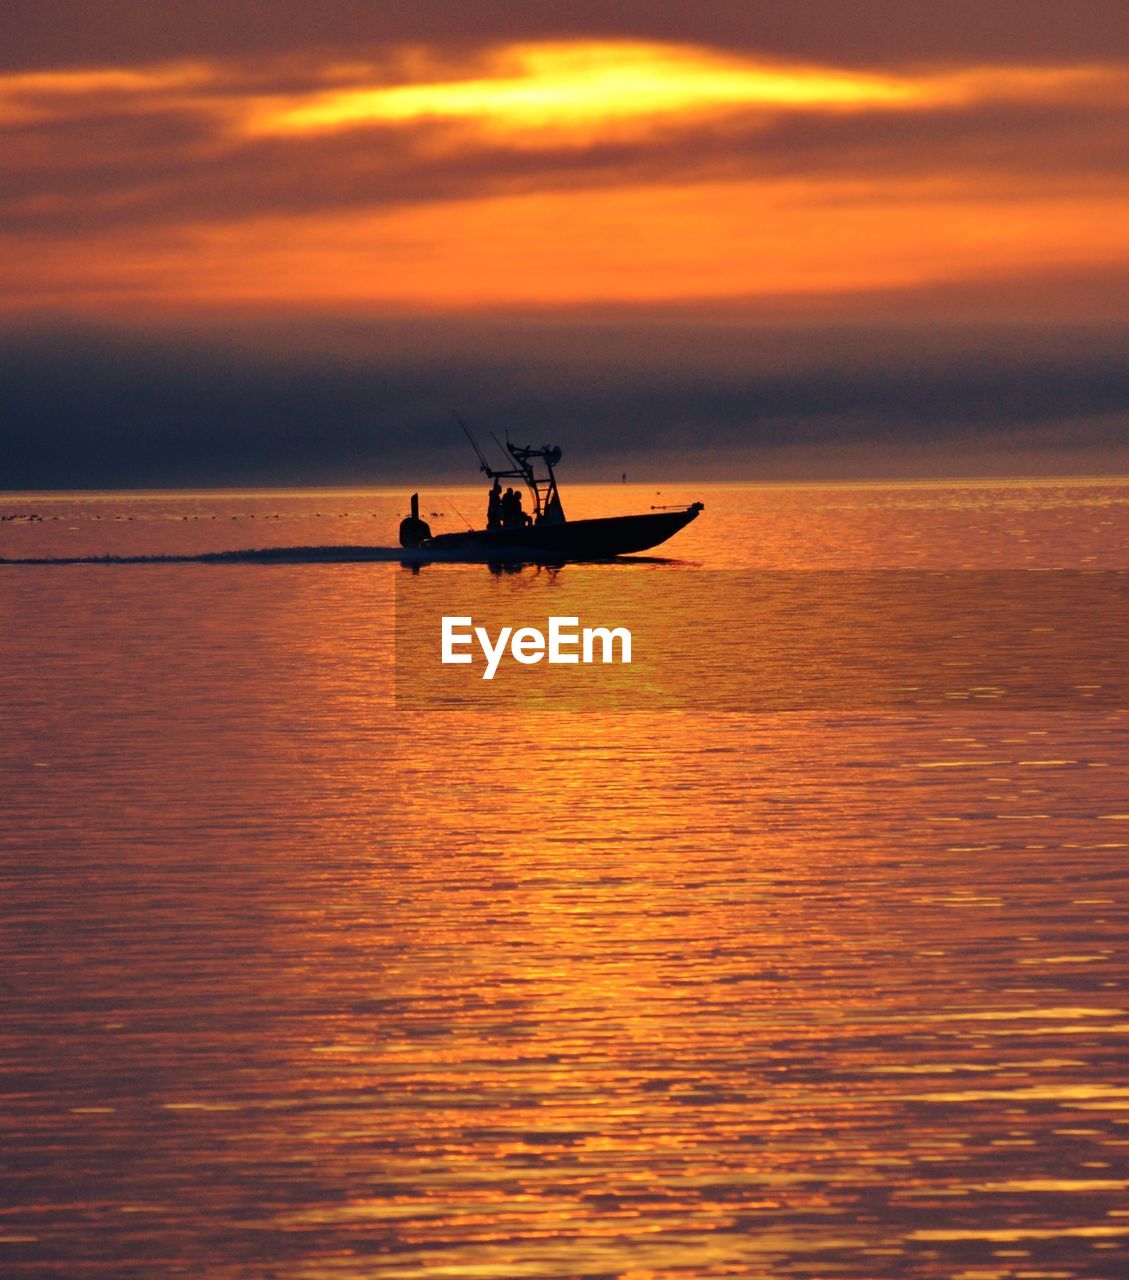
[0,545,679,567]
[0,544,412,566]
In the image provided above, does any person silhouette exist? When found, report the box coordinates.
[501,487,518,527]
[487,479,503,530]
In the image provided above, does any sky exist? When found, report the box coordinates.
[3,2,1129,486]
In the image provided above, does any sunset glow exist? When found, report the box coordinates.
[3,39,1129,315]
[10,178,1129,313]
[6,16,1129,1272]
[247,46,1123,140]
[247,43,924,136]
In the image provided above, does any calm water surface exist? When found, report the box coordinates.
[2,481,1128,1278]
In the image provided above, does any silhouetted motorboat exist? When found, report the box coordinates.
[423,505,702,560]
[399,429,703,562]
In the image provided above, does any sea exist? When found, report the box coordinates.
[2,479,1127,1279]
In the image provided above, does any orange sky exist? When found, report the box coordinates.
[4,12,1129,485]
[4,39,1129,317]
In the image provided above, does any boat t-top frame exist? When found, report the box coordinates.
[458,418,566,525]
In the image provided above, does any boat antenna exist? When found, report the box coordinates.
[454,413,493,477]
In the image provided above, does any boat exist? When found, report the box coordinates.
[399,430,703,562]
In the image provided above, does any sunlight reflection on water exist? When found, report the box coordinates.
[1,481,1128,1278]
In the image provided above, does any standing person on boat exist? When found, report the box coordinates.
[501,487,517,527]
[486,479,503,530]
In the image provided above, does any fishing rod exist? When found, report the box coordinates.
[490,431,512,467]
[455,413,493,477]
[449,503,475,531]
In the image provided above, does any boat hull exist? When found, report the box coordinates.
[421,504,702,562]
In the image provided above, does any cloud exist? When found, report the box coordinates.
[3,315,1128,487]
[7,173,1129,317]
[3,40,1129,316]
[7,2,1129,73]
[3,16,1128,487]
[6,91,1129,237]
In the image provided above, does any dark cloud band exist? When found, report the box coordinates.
[3,316,1128,487]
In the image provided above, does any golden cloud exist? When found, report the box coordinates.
[3,41,1129,314]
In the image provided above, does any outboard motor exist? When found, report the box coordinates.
[398,493,432,549]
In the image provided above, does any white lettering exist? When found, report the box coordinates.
[442,616,632,678]
[475,624,513,681]
[441,615,473,664]
[511,626,546,664]
[583,626,632,664]
[549,615,579,663]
